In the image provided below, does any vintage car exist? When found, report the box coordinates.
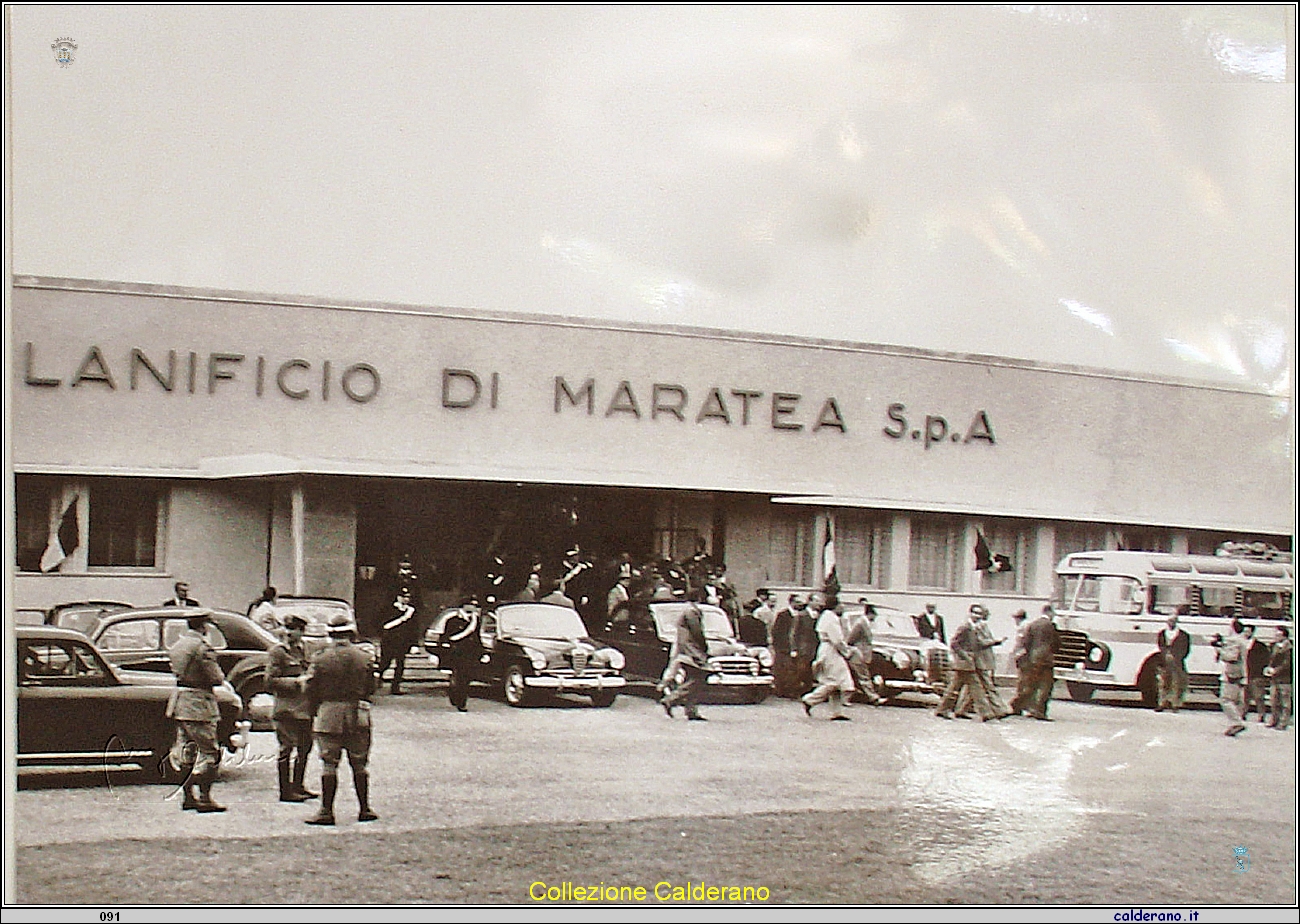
[598,599,774,702]
[87,607,281,728]
[427,601,626,707]
[43,600,135,634]
[839,603,951,700]
[17,625,245,780]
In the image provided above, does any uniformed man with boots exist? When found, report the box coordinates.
[166,610,227,813]
[267,613,317,803]
[304,613,378,825]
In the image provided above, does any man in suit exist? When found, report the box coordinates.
[163,581,200,607]
[771,594,818,698]
[1009,604,1060,720]
[1154,613,1191,713]
[935,605,997,721]
[915,602,946,644]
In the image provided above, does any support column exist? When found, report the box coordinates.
[1032,522,1058,599]
[889,514,911,591]
[291,478,306,596]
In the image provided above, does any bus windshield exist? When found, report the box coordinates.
[1070,575,1143,615]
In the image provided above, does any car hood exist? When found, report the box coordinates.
[705,636,754,658]
[506,634,608,654]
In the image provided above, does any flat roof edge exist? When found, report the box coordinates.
[11,275,1284,397]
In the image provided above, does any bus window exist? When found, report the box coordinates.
[1198,585,1237,618]
[1053,574,1082,610]
[1241,590,1288,621]
[1075,576,1142,614]
[1150,584,1192,616]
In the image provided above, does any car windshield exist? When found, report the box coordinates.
[276,599,351,633]
[496,604,587,640]
[650,603,733,641]
[857,609,925,640]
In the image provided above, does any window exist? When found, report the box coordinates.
[909,516,960,591]
[1198,586,1237,618]
[768,509,814,585]
[88,478,159,567]
[98,620,161,652]
[162,620,227,650]
[1075,576,1142,615]
[1150,584,1193,616]
[1116,527,1171,553]
[982,519,1031,595]
[20,641,110,684]
[834,512,890,588]
[1054,523,1109,563]
[14,475,161,572]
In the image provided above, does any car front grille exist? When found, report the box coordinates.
[925,648,950,685]
[711,657,759,675]
[571,649,589,673]
[1055,630,1091,670]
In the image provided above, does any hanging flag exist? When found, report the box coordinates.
[822,516,840,594]
[40,493,80,572]
[974,531,1013,573]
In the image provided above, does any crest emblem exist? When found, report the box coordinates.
[51,38,77,68]
[1233,845,1250,873]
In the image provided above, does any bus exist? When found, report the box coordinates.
[1051,550,1294,705]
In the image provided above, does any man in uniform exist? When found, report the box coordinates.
[305,613,378,825]
[443,596,482,713]
[167,610,227,812]
[1215,619,1249,737]
[379,589,419,695]
[267,613,317,802]
[1009,604,1060,720]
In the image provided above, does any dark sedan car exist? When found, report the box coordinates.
[17,625,244,780]
[839,604,951,700]
[87,607,280,728]
[598,600,774,703]
[432,601,627,707]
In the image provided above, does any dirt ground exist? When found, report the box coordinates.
[10,683,1297,907]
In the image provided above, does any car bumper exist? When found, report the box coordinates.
[524,674,627,693]
[1055,666,1119,685]
[706,674,775,687]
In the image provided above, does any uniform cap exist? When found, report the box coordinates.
[969,604,989,617]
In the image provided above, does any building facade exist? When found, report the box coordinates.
[10,277,1293,648]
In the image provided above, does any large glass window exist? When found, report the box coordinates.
[835,512,890,588]
[768,508,814,586]
[908,515,960,591]
[14,475,161,571]
[88,478,159,567]
[1054,523,1109,563]
[982,519,1032,595]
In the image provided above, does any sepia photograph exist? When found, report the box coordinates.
[4,5,1296,917]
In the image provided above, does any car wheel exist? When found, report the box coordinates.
[503,665,529,707]
[237,675,276,730]
[1065,681,1095,703]
[590,691,617,708]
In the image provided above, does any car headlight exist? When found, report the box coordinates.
[524,648,548,671]
[892,650,913,671]
[755,646,774,668]
[604,648,625,671]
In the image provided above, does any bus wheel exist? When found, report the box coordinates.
[1065,682,1094,703]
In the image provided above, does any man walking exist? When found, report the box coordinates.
[1215,619,1249,737]
[936,605,997,721]
[1154,613,1191,713]
[443,596,482,713]
[379,589,419,695]
[801,595,855,721]
[268,613,317,802]
[958,607,1009,718]
[1008,604,1060,720]
[166,610,227,812]
[843,600,885,705]
[771,594,817,699]
[305,614,378,825]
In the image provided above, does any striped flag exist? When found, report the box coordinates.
[40,493,80,572]
[822,515,840,594]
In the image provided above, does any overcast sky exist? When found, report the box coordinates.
[6,5,1295,391]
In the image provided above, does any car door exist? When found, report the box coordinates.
[623,604,665,680]
[17,637,153,760]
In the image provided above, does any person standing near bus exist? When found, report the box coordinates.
[1154,613,1191,713]
[1215,619,1249,737]
[1263,626,1292,731]
[1244,624,1272,723]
